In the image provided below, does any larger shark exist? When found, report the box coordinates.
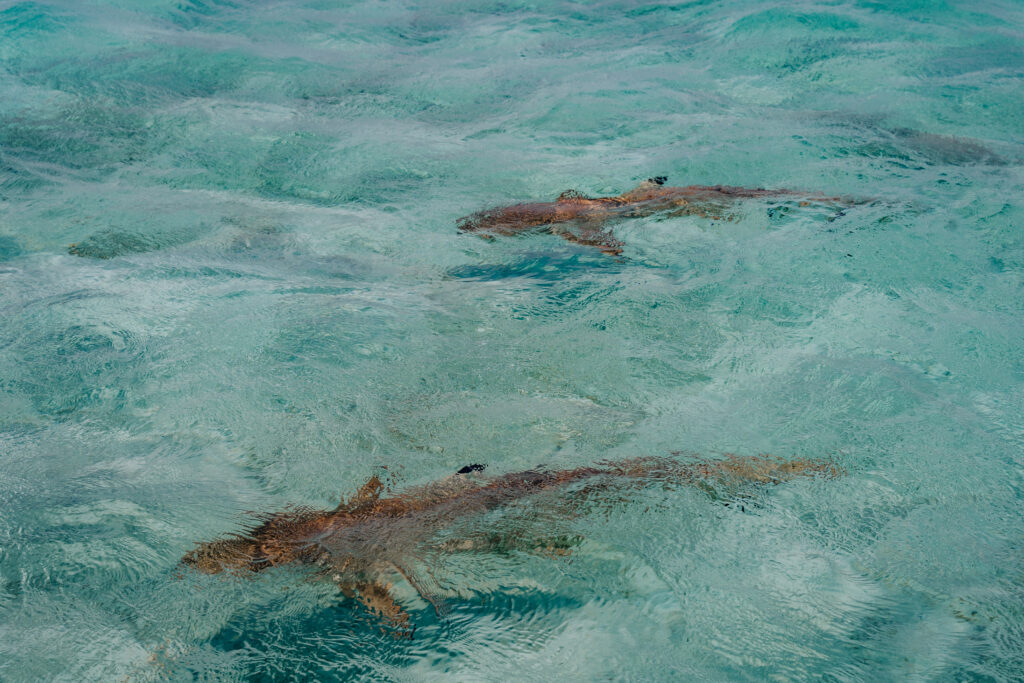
[182,454,840,635]
[458,176,845,255]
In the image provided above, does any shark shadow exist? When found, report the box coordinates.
[182,454,841,636]
[457,177,851,256]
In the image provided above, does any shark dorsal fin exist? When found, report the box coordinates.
[343,475,383,509]
[618,176,668,200]
[557,189,592,203]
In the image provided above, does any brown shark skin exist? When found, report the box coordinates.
[182,454,840,635]
[457,179,845,255]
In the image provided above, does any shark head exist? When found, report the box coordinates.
[181,508,338,574]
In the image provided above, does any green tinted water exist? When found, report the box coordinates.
[1,0,1023,679]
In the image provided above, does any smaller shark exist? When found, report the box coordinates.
[457,177,846,255]
[182,454,840,635]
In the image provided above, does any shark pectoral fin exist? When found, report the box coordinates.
[390,562,450,618]
[349,581,414,638]
[561,228,624,256]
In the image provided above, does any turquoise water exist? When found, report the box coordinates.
[2,0,1023,679]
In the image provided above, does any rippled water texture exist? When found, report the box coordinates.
[2,0,1023,679]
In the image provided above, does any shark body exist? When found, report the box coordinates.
[457,177,844,255]
[183,454,839,635]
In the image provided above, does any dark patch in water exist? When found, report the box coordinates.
[0,234,23,261]
[202,582,584,679]
[891,127,1006,166]
[813,113,1010,167]
[446,251,624,283]
[67,227,203,259]
[68,230,160,259]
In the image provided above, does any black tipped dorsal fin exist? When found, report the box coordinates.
[619,176,669,200]
[557,189,592,203]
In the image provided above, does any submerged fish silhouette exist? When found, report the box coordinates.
[457,177,845,255]
[182,454,840,635]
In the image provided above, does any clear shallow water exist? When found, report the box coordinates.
[1,0,1023,679]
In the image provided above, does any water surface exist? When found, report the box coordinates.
[1,0,1023,679]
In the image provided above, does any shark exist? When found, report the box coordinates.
[457,176,847,255]
[182,454,841,635]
